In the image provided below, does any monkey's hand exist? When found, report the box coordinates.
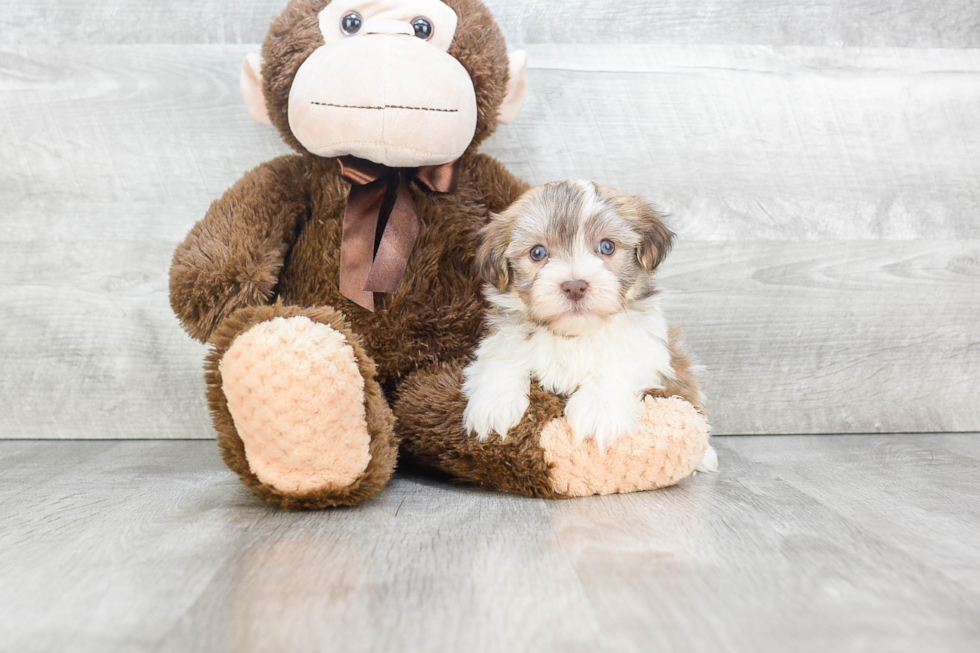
[169,156,313,343]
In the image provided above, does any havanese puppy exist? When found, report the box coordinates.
[463,180,716,470]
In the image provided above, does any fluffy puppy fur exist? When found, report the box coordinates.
[463,180,706,456]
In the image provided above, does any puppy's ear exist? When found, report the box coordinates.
[475,215,511,290]
[631,198,675,271]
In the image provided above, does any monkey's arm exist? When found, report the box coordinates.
[466,153,530,214]
[395,359,709,499]
[169,155,313,343]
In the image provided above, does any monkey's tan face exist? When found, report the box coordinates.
[287,0,478,167]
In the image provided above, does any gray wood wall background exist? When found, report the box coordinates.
[1,0,978,439]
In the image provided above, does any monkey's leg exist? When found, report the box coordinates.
[206,304,396,509]
[394,360,709,498]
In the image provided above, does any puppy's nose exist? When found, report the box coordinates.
[561,279,589,301]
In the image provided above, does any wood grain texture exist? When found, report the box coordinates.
[2,239,976,437]
[2,0,979,47]
[4,45,979,241]
[659,240,980,435]
[491,45,980,241]
[1,436,978,652]
[1,44,978,437]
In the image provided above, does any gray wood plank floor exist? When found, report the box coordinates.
[1,435,978,653]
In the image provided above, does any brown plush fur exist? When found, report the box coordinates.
[170,0,532,507]
[395,360,567,499]
[176,148,527,507]
[169,156,312,343]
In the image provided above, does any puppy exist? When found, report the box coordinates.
[463,180,715,468]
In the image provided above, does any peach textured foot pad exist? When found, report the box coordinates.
[219,316,372,495]
[540,396,710,497]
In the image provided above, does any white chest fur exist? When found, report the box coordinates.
[462,299,676,446]
[522,310,673,397]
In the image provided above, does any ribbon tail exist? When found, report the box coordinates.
[414,157,463,194]
[339,180,387,311]
[364,175,420,295]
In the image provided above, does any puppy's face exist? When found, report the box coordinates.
[476,180,674,335]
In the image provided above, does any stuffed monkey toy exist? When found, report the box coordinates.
[170,0,710,509]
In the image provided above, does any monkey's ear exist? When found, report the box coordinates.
[240,53,273,126]
[498,50,528,125]
[632,199,675,272]
[474,217,511,290]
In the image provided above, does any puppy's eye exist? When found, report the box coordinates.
[341,12,362,35]
[598,239,616,256]
[412,17,433,40]
[529,245,548,262]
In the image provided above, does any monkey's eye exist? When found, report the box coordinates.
[529,245,548,262]
[598,240,616,256]
[341,12,362,35]
[412,17,433,40]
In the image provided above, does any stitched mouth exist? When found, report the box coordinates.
[311,102,458,113]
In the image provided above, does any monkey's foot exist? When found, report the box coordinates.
[540,396,710,497]
[219,315,373,496]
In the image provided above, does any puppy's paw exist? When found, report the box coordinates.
[564,388,640,451]
[463,389,530,441]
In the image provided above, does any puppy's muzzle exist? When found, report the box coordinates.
[561,279,589,302]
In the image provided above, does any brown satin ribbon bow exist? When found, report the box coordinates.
[338,155,462,312]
